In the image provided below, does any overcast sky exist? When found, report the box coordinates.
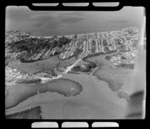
[6,6,144,36]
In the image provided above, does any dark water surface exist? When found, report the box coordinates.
[6,6,144,36]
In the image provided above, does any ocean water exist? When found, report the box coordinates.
[6,6,144,36]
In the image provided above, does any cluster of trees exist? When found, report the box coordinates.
[6,31,73,63]
[70,62,97,74]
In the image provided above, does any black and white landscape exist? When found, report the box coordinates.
[5,6,146,119]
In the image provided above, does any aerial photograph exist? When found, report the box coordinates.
[5,6,146,119]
